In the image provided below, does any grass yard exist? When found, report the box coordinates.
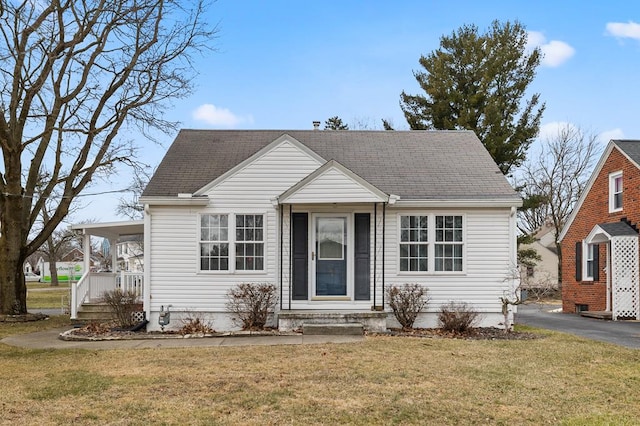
[1,318,640,425]
[26,287,70,310]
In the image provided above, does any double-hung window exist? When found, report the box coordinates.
[609,171,623,212]
[200,214,229,271]
[585,244,595,279]
[200,213,264,272]
[399,215,429,271]
[435,215,464,272]
[235,214,264,271]
[399,214,464,273]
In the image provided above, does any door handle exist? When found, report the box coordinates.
[312,251,315,261]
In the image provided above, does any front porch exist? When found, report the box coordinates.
[70,220,144,320]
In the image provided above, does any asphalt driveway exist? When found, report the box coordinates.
[516,303,640,349]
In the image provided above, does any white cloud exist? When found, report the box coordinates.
[605,21,640,40]
[598,128,625,143]
[537,121,577,141]
[192,104,252,127]
[526,31,575,67]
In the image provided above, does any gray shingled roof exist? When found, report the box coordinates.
[613,140,640,166]
[598,221,638,237]
[143,129,520,201]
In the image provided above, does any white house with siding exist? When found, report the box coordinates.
[72,129,522,331]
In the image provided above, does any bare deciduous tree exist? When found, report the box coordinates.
[0,0,216,314]
[517,124,601,284]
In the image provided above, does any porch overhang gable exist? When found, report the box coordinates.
[585,221,638,244]
[278,159,391,204]
[71,220,144,240]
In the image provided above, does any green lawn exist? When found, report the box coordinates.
[1,319,639,425]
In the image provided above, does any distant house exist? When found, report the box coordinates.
[559,140,640,320]
[116,236,144,272]
[519,219,559,289]
[72,130,522,331]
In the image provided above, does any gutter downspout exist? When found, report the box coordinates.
[382,202,386,308]
[279,204,283,311]
[143,204,151,322]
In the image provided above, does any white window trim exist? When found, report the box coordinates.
[197,212,267,274]
[396,213,466,275]
[609,171,623,213]
[582,241,594,281]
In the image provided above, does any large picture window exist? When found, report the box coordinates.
[199,213,265,272]
[435,215,463,272]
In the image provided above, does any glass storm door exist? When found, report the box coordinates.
[314,216,347,296]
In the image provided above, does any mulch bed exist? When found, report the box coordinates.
[63,321,539,341]
[372,327,540,341]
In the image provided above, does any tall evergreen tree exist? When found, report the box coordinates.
[400,20,545,175]
[324,116,349,130]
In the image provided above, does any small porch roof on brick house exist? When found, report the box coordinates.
[586,221,638,244]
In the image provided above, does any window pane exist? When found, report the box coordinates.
[454,216,462,228]
[435,245,443,257]
[420,216,428,228]
[400,244,408,257]
[410,245,417,257]
[220,215,228,226]
[436,216,443,228]
[444,259,453,271]
[201,215,209,227]
[410,216,418,227]
[236,215,244,227]
[401,216,409,228]
[401,230,409,242]
[445,216,453,227]
[256,257,264,270]
[454,259,462,271]
[435,259,443,271]
[454,245,462,257]
[220,258,228,270]
[220,229,228,241]
[256,229,264,241]
[246,229,254,241]
[236,229,243,241]
[236,257,243,270]
[221,243,228,256]
[419,258,427,271]
[420,229,428,242]
[256,215,263,227]
[400,258,408,271]
[410,258,418,271]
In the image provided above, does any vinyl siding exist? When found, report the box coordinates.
[383,208,514,314]
[283,168,384,204]
[147,140,322,316]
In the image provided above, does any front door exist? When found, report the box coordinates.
[313,215,348,296]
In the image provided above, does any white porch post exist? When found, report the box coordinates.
[83,233,91,274]
[110,238,117,273]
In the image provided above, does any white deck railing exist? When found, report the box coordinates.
[70,271,144,319]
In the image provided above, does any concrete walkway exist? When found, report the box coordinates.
[1,327,364,350]
[516,303,640,349]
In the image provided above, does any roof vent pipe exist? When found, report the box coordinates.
[312,121,320,130]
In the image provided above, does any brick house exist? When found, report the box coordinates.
[559,140,640,320]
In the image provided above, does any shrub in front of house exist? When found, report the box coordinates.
[102,289,140,329]
[438,301,479,334]
[226,282,277,330]
[386,283,429,330]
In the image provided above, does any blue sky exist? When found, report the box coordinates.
[80,0,640,222]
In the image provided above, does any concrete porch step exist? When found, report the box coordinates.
[278,310,387,333]
[302,323,364,336]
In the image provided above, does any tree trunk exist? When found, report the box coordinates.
[556,242,563,289]
[49,254,60,287]
[0,198,28,315]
